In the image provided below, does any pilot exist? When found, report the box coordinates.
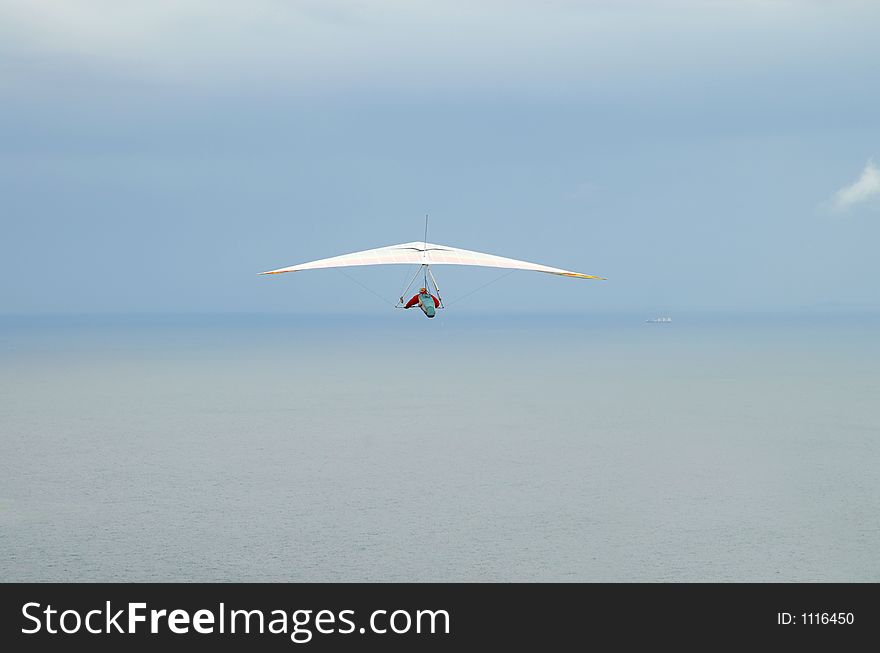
[403,287,440,316]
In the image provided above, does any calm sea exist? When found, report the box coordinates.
[1,313,878,581]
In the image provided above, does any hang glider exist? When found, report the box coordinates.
[260,240,604,318]
[260,242,604,280]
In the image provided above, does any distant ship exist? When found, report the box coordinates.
[646,316,672,323]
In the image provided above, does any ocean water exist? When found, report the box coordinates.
[1,313,878,582]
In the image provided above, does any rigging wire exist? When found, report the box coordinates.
[444,269,517,307]
[334,268,396,308]
[336,264,518,310]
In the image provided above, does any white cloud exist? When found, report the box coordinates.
[834,159,880,210]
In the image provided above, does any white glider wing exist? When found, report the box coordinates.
[260,242,604,280]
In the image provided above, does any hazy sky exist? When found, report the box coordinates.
[2,0,878,315]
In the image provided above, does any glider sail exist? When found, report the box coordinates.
[260,242,604,280]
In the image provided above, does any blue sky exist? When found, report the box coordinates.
[1,0,878,315]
